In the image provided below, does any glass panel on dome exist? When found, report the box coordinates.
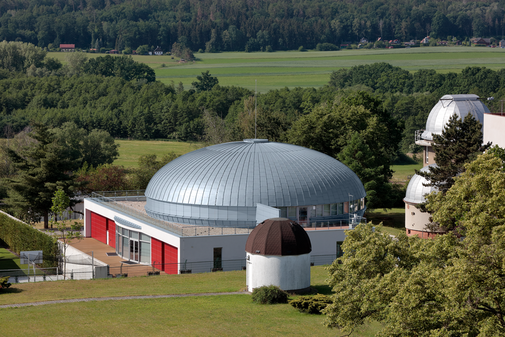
[330,204,338,215]
[324,204,330,216]
[338,203,344,214]
[278,207,287,218]
[288,207,296,217]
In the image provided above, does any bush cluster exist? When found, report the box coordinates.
[289,294,333,314]
[0,212,58,268]
[0,276,11,291]
[251,285,289,304]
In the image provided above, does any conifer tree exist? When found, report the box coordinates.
[418,113,490,194]
[5,123,81,228]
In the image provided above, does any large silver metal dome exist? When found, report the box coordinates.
[404,165,438,204]
[421,94,489,141]
[145,139,366,227]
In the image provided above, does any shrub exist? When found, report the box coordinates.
[289,294,333,314]
[316,43,338,51]
[0,276,11,291]
[298,46,306,52]
[252,285,289,304]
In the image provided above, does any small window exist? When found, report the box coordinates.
[278,207,287,218]
[408,229,411,234]
[213,247,222,269]
[411,212,415,216]
[288,207,296,217]
[330,204,338,216]
[336,241,344,258]
[323,204,330,216]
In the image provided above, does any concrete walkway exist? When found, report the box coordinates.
[0,291,249,309]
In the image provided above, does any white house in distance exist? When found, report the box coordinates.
[405,94,490,238]
[84,139,366,274]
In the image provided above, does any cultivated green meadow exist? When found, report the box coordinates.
[114,140,203,168]
[49,46,505,92]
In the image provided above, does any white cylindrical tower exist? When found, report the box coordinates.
[245,218,312,292]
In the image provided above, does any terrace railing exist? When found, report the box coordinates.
[90,191,360,237]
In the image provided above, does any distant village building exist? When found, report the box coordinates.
[500,40,505,48]
[360,37,368,44]
[404,41,416,47]
[154,46,163,55]
[472,38,491,46]
[60,44,75,52]
[420,36,430,44]
[437,40,447,46]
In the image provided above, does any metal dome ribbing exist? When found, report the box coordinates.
[421,94,489,141]
[404,165,438,204]
[144,140,366,227]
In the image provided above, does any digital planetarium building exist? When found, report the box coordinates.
[84,139,366,274]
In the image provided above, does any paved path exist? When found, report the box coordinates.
[0,291,249,309]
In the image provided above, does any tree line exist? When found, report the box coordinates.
[1,0,505,53]
[4,41,505,211]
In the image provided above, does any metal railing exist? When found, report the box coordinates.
[415,129,425,142]
[90,191,360,237]
[1,254,343,282]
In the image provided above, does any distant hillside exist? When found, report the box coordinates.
[0,0,504,52]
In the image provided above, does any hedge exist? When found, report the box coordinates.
[0,212,58,268]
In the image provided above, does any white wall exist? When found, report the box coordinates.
[246,253,311,292]
[484,113,505,148]
[180,234,249,273]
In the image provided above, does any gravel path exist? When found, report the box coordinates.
[0,291,249,308]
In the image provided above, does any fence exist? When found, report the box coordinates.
[108,254,339,277]
[0,267,93,283]
[1,253,341,283]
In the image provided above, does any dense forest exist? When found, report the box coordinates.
[1,0,505,53]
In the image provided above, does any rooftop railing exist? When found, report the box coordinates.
[415,129,425,143]
[89,191,360,237]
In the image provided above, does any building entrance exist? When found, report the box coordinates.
[130,239,139,262]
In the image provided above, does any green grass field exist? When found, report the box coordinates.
[0,247,25,271]
[0,266,382,336]
[366,208,406,237]
[48,46,505,92]
[113,140,203,167]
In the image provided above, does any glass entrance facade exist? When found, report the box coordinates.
[116,226,151,264]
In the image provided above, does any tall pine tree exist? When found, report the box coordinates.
[6,123,81,228]
[418,114,490,194]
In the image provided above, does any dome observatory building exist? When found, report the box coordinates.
[84,139,366,275]
[406,94,490,238]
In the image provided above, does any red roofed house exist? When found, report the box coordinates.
[60,44,75,52]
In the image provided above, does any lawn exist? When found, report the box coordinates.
[0,266,382,336]
[48,46,505,93]
[366,208,406,237]
[113,140,203,168]
[0,246,25,271]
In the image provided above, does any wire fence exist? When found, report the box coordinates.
[1,254,340,282]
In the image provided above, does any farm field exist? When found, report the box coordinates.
[49,47,505,92]
[113,140,203,168]
[0,266,382,336]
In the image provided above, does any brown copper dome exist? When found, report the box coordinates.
[245,218,312,256]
